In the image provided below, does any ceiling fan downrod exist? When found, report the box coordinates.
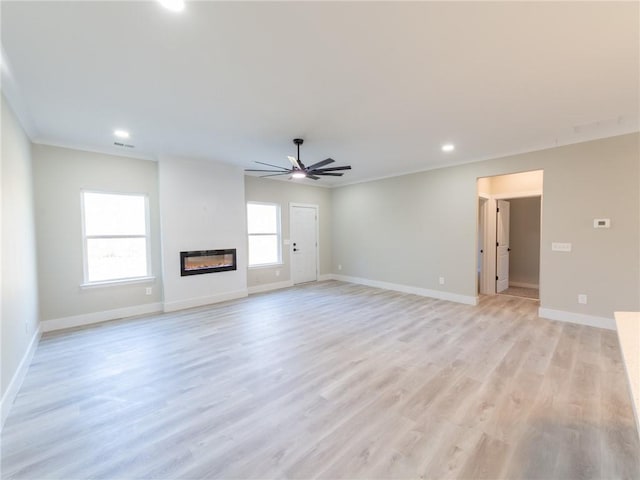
[293,138,304,167]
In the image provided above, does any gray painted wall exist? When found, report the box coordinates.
[244,175,332,287]
[332,133,639,318]
[1,97,39,398]
[32,144,163,321]
[508,197,541,287]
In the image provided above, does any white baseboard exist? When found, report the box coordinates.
[1,326,42,429]
[509,281,539,289]
[318,274,334,282]
[163,289,248,313]
[42,302,164,332]
[248,280,293,294]
[538,307,615,330]
[332,274,478,306]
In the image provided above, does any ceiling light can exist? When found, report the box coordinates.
[158,0,185,12]
[114,129,130,139]
[441,143,455,152]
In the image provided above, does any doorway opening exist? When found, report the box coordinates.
[477,170,543,301]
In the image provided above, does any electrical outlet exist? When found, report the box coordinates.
[145,287,152,295]
[338,264,342,271]
[439,277,445,285]
[275,270,280,277]
[578,294,587,304]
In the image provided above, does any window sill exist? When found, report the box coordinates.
[248,263,283,270]
[80,276,156,289]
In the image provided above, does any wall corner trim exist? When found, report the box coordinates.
[248,280,294,295]
[163,289,248,313]
[538,307,615,330]
[332,274,478,305]
[41,302,164,333]
[1,326,42,429]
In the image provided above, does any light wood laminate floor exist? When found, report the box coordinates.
[2,281,639,479]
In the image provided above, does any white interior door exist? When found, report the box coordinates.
[496,199,510,292]
[478,198,486,294]
[291,205,318,284]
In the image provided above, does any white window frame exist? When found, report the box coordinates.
[80,190,154,287]
[247,201,282,268]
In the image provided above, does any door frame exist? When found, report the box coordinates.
[289,202,320,284]
[477,188,542,296]
[478,195,491,295]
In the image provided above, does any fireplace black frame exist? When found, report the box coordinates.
[180,249,237,276]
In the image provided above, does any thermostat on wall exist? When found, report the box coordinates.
[593,218,610,228]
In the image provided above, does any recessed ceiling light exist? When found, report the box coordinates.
[291,171,306,179]
[114,129,130,139]
[441,143,455,152]
[158,0,185,12]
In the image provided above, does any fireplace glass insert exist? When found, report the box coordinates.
[180,249,237,276]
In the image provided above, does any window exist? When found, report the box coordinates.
[81,191,151,284]
[247,202,281,267]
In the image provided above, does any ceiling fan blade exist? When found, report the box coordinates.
[309,165,352,173]
[245,168,291,173]
[305,158,335,170]
[306,174,320,180]
[259,172,291,178]
[255,161,291,170]
[287,156,300,168]
[313,172,344,176]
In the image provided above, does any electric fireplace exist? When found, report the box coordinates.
[180,249,237,276]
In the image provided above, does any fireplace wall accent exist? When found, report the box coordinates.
[180,249,237,276]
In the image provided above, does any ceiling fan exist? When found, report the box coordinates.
[245,138,351,180]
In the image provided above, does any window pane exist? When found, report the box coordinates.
[247,203,277,234]
[84,192,146,236]
[248,235,279,266]
[87,238,147,282]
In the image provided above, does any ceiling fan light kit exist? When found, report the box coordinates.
[245,139,352,181]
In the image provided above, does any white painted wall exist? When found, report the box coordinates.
[32,145,163,328]
[333,133,639,319]
[1,96,40,415]
[159,156,247,311]
[244,176,332,290]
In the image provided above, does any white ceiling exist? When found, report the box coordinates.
[2,1,638,186]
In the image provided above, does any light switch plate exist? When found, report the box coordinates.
[552,242,572,252]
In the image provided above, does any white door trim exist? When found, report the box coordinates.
[289,203,320,284]
[484,196,497,295]
[492,189,542,200]
[478,197,494,295]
